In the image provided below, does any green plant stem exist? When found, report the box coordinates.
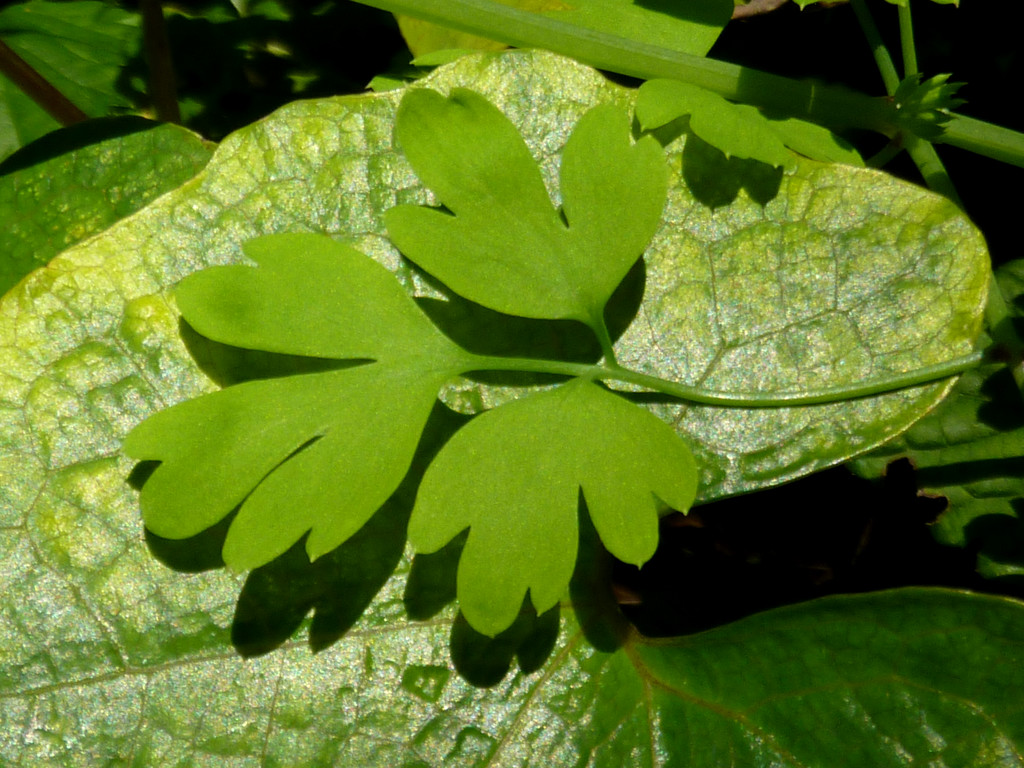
[940,115,1024,168]
[351,0,1024,169]
[905,134,962,204]
[984,281,1024,395]
[352,0,894,133]
[589,312,618,366]
[459,351,983,408]
[898,2,918,77]
[865,138,904,168]
[850,0,962,206]
[850,0,900,95]
[0,38,87,126]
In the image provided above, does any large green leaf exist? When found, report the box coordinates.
[0,118,212,296]
[0,50,995,761]
[613,138,987,500]
[3,498,1023,768]
[0,0,141,160]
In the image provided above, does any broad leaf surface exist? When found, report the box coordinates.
[855,259,1024,581]
[410,378,697,636]
[124,234,463,569]
[0,118,212,296]
[386,87,666,324]
[0,0,141,160]
[611,137,987,500]
[0,50,995,761]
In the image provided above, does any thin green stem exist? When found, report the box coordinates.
[865,138,904,168]
[904,134,962,205]
[984,280,1024,397]
[850,0,900,95]
[898,2,917,77]
[851,0,964,206]
[589,312,618,367]
[458,351,983,408]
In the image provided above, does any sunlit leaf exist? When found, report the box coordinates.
[0,118,212,296]
[0,0,140,159]
[123,233,465,568]
[410,378,697,635]
[0,50,995,761]
[385,87,666,328]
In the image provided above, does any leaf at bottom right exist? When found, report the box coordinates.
[561,589,1024,767]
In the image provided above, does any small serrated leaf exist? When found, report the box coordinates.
[894,73,966,140]
[409,378,697,636]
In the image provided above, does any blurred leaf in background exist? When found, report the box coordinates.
[0,0,141,160]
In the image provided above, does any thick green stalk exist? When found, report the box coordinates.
[352,0,893,133]
[904,135,961,204]
[940,116,1024,168]
[350,0,1024,168]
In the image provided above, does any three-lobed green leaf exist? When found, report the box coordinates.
[385,87,667,328]
[124,233,464,568]
[409,378,697,635]
[123,103,696,635]
[121,69,988,635]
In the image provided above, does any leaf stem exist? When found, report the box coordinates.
[904,134,962,205]
[983,280,1024,398]
[939,116,1024,169]
[351,0,894,134]
[850,0,900,95]
[898,2,918,77]
[459,351,983,408]
[851,0,963,205]
[590,312,618,367]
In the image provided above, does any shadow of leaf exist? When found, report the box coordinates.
[965,507,1024,583]
[404,530,466,621]
[414,255,645,381]
[681,133,783,209]
[231,496,409,657]
[450,604,561,688]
